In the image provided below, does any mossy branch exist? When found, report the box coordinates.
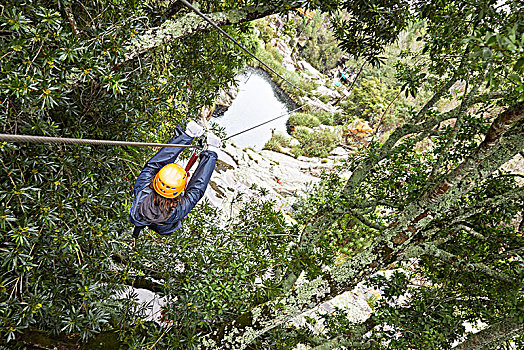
[124,4,291,61]
[404,243,515,284]
[208,102,524,348]
[454,317,523,350]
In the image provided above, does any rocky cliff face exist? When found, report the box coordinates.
[203,141,337,220]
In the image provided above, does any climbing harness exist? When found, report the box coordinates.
[184,134,206,176]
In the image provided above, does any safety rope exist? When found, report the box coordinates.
[179,0,308,95]
[0,134,196,148]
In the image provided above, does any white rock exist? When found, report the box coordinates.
[203,142,335,217]
[294,125,314,134]
[289,137,300,147]
[330,146,349,157]
[114,287,169,326]
[314,125,336,133]
[300,96,341,114]
[282,59,296,72]
[214,84,239,108]
[297,60,323,79]
[314,85,341,98]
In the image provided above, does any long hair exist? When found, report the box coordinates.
[149,178,181,217]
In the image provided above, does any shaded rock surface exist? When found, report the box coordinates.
[202,141,339,219]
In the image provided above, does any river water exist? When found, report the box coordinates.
[212,67,297,150]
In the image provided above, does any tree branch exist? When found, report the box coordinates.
[207,104,524,348]
[123,3,290,61]
[346,209,386,230]
[64,3,79,36]
[420,102,524,205]
[276,99,515,304]
[403,243,515,284]
[412,71,460,123]
[454,317,523,350]
[448,187,524,227]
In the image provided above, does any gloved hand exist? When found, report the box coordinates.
[206,133,221,153]
[185,120,204,138]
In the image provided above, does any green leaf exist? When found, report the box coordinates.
[508,74,522,84]
[514,57,524,72]
[482,47,492,60]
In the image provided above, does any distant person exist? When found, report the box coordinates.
[129,121,220,238]
[340,70,349,83]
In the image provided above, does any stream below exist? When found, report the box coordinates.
[212,67,297,150]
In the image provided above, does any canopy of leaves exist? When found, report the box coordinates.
[1,0,523,349]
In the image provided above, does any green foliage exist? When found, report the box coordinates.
[343,77,408,129]
[264,133,290,152]
[1,0,524,348]
[291,126,340,158]
[283,1,524,346]
[293,170,380,257]
[316,111,335,125]
[295,12,344,73]
[331,0,412,66]
[265,43,284,64]
[0,0,257,345]
[288,111,336,129]
[254,20,276,43]
[288,112,321,128]
[121,198,298,344]
[252,23,318,97]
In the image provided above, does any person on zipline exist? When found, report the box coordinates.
[129,121,220,238]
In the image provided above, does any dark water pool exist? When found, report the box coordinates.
[213,67,297,150]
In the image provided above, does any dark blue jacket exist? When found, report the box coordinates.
[129,126,217,235]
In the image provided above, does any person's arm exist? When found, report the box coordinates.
[165,150,217,223]
[133,126,193,195]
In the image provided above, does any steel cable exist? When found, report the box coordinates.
[0,134,196,148]
[179,0,311,140]
[0,2,314,149]
[179,0,308,95]
[224,105,304,140]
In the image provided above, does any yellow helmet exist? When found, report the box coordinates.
[153,163,187,198]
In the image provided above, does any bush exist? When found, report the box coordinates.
[345,77,388,120]
[291,127,340,158]
[288,113,321,128]
[332,112,346,125]
[253,38,317,99]
[254,20,276,42]
[315,111,334,125]
[318,94,331,104]
[296,12,344,73]
[265,43,283,64]
[264,133,290,152]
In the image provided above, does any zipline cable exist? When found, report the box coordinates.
[0,2,314,148]
[178,0,311,140]
[224,105,304,140]
[179,0,308,95]
[0,134,196,148]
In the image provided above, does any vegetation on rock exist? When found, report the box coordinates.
[1,0,523,349]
